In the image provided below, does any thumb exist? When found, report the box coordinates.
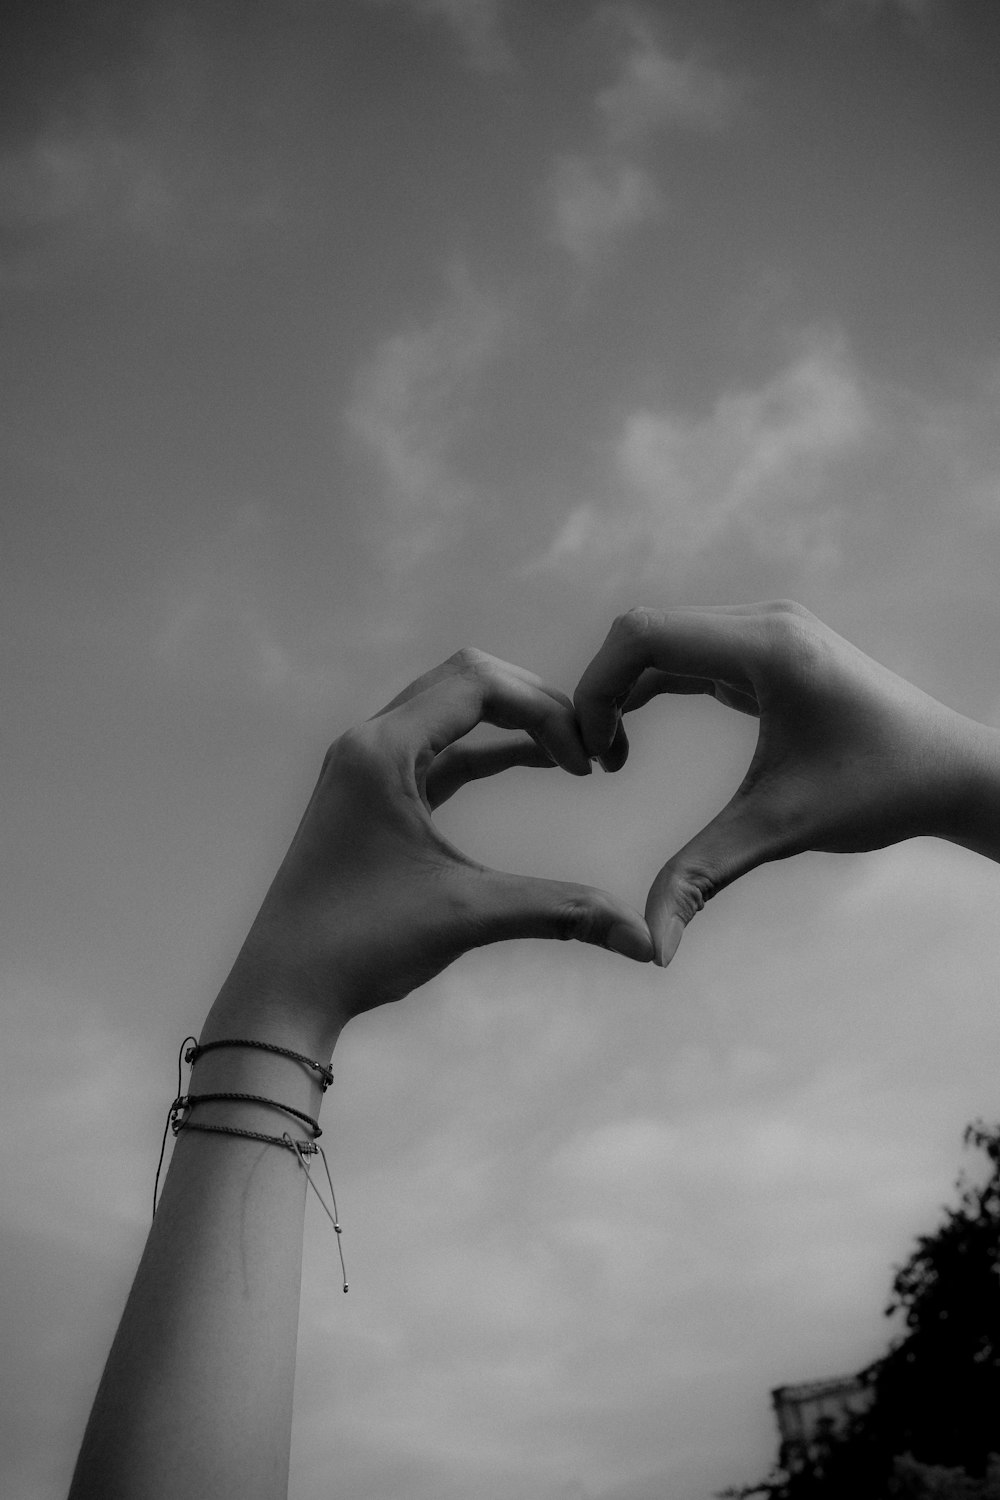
[468,867,655,964]
[645,797,782,968]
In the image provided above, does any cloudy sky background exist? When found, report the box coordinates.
[4,1,1000,1496]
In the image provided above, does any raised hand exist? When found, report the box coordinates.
[574,601,999,968]
[224,647,654,1047]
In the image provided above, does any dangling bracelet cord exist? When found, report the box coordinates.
[153,1035,348,1292]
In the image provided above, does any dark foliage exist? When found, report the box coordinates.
[721,1122,1000,1500]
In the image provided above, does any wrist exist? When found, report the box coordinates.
[206,939,354,1065]
[942,716,1000,862]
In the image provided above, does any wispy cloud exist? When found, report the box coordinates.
[547,154,661,265]
[0,122,165,286]
[345,267,509,570]
[543,10,739,271]
[597,12,739,141]
[0,14,282,285]
[530,330,869,582]
[822,0,943,26]
[153,503,350,706]
[370,0,512,72]
[525,332,1000,708]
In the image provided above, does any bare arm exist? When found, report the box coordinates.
[574,600,1000,967]
[69,650,653,1500]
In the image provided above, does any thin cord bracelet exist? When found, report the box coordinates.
[152,1035,350,1292]
[175,1091,322,1139]
[185,1037,334,1091]
[171,1120,349,1292]
[177,1120,318,1153]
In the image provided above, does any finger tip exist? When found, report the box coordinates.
[605,922,655,963]
[655,914,686,968]
[604,735,631,773]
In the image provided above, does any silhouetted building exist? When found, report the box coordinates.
[771,1374,872,1472]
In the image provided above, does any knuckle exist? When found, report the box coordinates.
[553,893,602,944]
[322,722,383,783]
[757,599,819,669]
[448,646,491,678]
[759,598,810,619]
[612,606,657,643]
[758,600,816,647]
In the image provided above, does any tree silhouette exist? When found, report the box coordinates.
[722,1122,1000,1499]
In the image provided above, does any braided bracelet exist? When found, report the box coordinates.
[185,1037,334,1091]
[171,1091,322,1140]
[176,1121,319,1153]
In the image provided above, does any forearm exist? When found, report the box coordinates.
[69,649,654,1497]
[69,980,345,1500]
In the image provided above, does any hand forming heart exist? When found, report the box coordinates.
[574,600,994,967]
[220,600,995,1049]
[221,646,654,1044]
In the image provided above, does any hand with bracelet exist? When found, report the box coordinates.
[70,610,1000,1499]
[69,649,655,1500]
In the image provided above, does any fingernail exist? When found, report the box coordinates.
[606,923,654,963]
[656,915,686,968]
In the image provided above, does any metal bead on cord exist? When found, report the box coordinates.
[152,1035,348,1292]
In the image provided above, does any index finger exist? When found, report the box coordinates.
[386,648,593,777]
[573,607,760,763]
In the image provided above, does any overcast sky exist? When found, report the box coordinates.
[4,1,1000,1496]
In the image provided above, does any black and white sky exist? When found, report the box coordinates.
[4,2,1000,1497]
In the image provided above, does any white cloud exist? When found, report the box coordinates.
[543,12,738,270]
[426,0,511,70]
[0,124,184,286]
[531,331,869,582]
[526,333,1000,654]
[0,15,282,284]
[0,980,154,1249]
[372,0,512,71]
[822,0,942,25]
[153,503,351,705]
[597,14,739,142]
[540,1047,960,1337]
[345,268,509,569]
[547,154,661,266]
[0,135,113,231]
[155,504,288,684]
